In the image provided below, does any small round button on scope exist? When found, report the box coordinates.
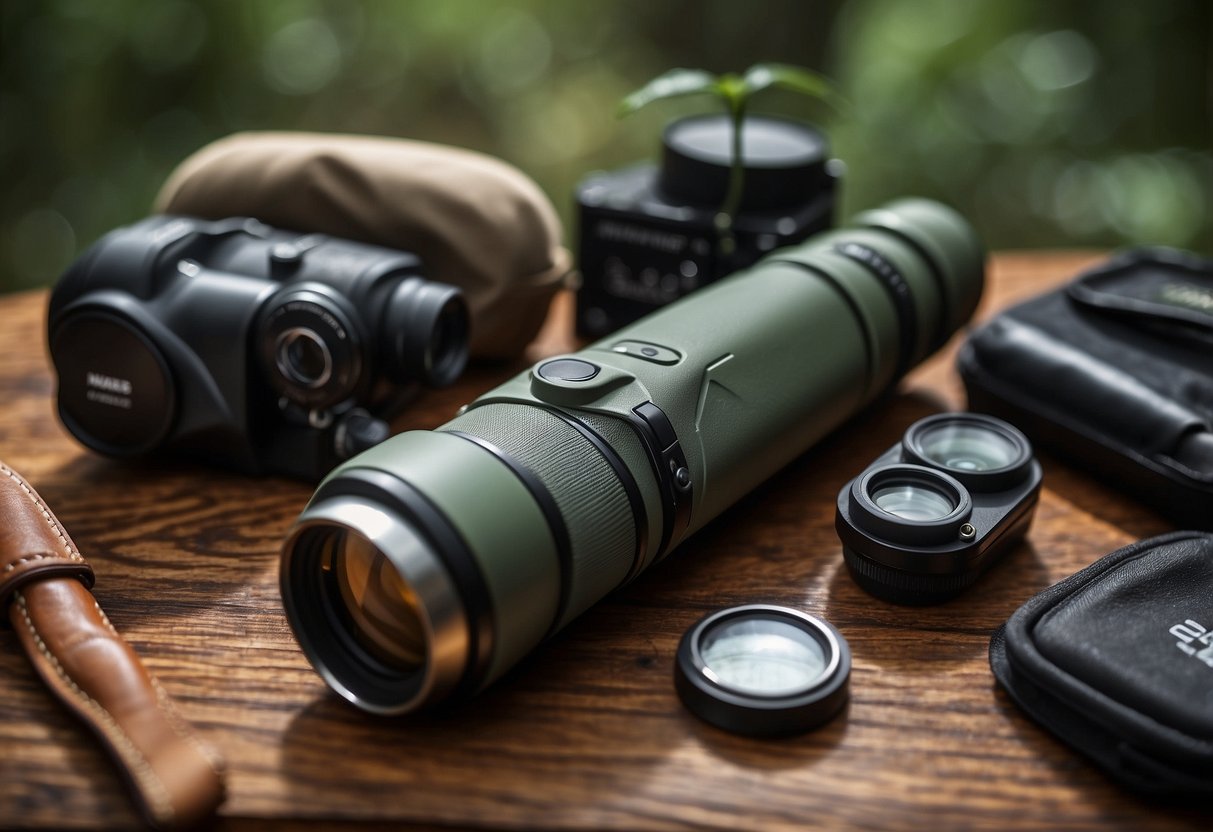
[537,358,601,383]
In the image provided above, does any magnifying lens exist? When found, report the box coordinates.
[675,605,851,737]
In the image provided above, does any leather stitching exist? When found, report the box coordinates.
[3,552,84,572]
[151,676,226,778]
[3,462,220,815]
[13,590,175,825]
[92,601,225,780]
[1,463,85,563]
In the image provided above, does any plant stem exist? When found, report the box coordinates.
[716,97,746,260]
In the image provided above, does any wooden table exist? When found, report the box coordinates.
[0,253,1207,831]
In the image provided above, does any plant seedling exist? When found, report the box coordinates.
[619,63,840,256]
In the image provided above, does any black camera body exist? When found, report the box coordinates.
[48,216,468,480]
[574,114,840,337]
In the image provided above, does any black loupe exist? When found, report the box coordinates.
[675,605,850,737]
[835,413,1042,605]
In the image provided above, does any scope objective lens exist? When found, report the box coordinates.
[326,530,427,673]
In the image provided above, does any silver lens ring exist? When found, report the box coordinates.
[281,495,469,715]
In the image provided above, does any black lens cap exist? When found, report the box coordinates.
[51,310,176,456]
[675,605,850,737]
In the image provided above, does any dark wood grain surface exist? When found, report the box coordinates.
[0,252,1207,831]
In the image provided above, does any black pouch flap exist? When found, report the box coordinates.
[1066,248,1213,337]
[957,248,1213,528]
[990,531,1213,797]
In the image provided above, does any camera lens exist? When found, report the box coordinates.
[903,413,1033,490]
[675,605,850,736]
[276,327,333,389]
[326,529,426,672]
[279,199,986,713]
[870,479,957,520]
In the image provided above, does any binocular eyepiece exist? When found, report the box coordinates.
[280,198,986,714]
[836,412,1042,604]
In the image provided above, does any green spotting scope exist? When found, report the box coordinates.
[279,198,985,714]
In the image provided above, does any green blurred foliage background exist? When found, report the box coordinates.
[1,0,1209,293]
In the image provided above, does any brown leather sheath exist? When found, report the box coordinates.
[1,460,225,829]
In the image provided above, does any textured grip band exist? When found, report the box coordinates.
[442,403,638,630]
[0,460,225,829]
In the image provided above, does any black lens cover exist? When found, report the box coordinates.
[675,605,850,737]
[835,412,1042,604]
[51,309,176,456]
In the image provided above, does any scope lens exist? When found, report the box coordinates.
[322,529,426,672]
[871,479,956,520]
[276,327,333,389]
[700,616,828,697]
[914,423,1019,472]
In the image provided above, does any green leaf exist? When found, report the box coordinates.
[617,68,718,117]
[741,63,843,108]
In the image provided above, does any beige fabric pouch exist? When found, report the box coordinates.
[155,131,570,360]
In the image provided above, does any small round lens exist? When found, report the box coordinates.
[326,530,427,673]
[915,423,1019,472]
[275,327,332,389]
[700,617,827,697]
[676,605,850,736]
[871,480,956,520]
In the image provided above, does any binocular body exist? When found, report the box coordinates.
[48,216,468,480]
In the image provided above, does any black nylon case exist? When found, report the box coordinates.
[956,248,1213,528]
[990,531,1213,798]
